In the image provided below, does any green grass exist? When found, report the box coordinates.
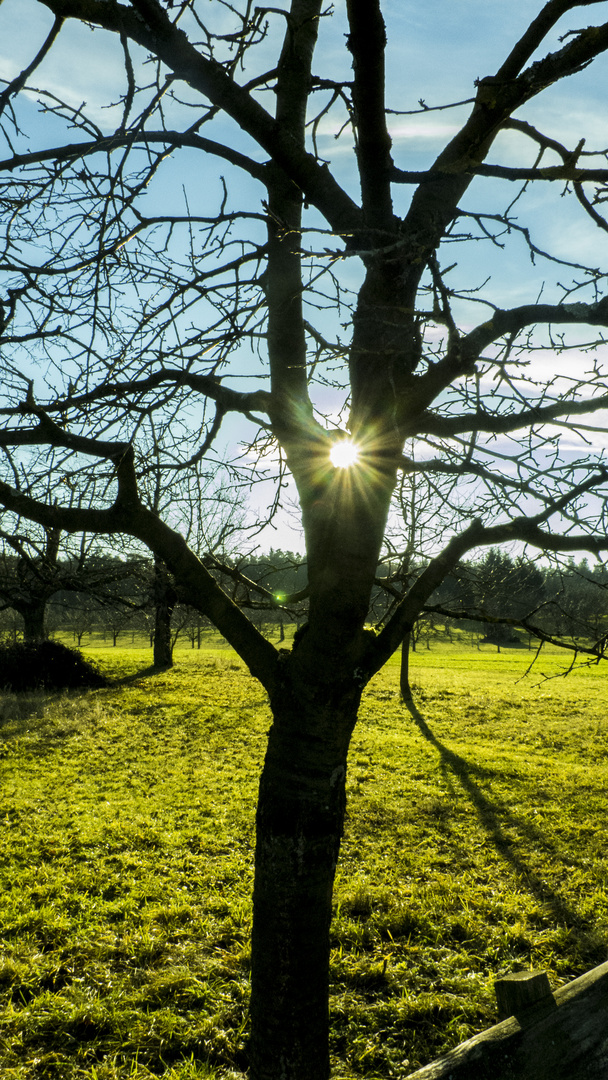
[1,642,607,1079]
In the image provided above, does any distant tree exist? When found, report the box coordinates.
[382,466,462,703]
[64,593,98,647]
[0,522,124,644]
[0,603,22,645]
[152,555,177,668]
[172,603,209,649]
[0,523,62,643]
[542,558,608,643]
[468,548,547,649]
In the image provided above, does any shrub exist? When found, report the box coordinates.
[0,640,108,691]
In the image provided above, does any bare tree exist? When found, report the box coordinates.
[0,520,139,644]
[0,521,62,643]
[380,461,464,705]
[150,553,177,666]
[3,3,608,1076]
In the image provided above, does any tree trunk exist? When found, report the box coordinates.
[153,557,177,669]
[400,630,413,706]
[21,601,47,644]
[249,670,360,1080]
[153,608,173,668]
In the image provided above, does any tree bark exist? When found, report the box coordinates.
[21,601,47,644]
[250,664,360,1080]
[153,556,176,669]
[400,630,413,706]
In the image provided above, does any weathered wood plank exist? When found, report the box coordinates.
[495,969,552,1019]
[405,960,608,1080]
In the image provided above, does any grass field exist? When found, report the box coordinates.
[1,638,607,1079]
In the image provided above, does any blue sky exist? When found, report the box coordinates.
[3,0,607,305]
[2,1,608,554]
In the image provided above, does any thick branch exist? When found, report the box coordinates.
[208,556,309,607]
[0,407,131,458]
[460,297,608,364]
[398,15,608,304]
[265,1,322,425]
[410,297,608,419]
[0,129,267,180]
[369,470,608,675]
[0,130,268,181]
[0,369,273,424]
[414,392,608,442]
[346,0,394,231]
[390,163,608,184]
[0,478,280,691]
[496,0,608,81]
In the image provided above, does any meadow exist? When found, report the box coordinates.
[1,634,607,1079]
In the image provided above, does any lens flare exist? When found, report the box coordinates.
[329,440,360,469]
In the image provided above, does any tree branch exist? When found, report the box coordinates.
[0,476,280,691]
[0,370,273,425]
[495,0,608,81]
[0,14,64,116]
[0,129,267,182]
[346,0,394,231]
[460,296,608,364]
[207,556,309,608]
[264,1,322,428]
[369,518,488,674]
[390,163,608,184]
[397,13,608,305]
[410,297,608,418]
[424,602,608,663]
[368,467,608,676]
[37,0,364,238]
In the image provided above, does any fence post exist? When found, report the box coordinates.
[494,969,552,1020]
[404,959,608,1080]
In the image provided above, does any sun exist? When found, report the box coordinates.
[329,439,361,469]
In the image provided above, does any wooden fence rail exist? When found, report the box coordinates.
[406,960,608,1080]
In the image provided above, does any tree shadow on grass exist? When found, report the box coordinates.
[112,663,163,685]
[0,689,51,729]
[0,698,100,772]
[405,700,595,945]
[0,661,176,755]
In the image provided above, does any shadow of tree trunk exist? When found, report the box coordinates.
[403,697,592,937]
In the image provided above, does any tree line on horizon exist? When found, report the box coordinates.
[1,532,606,664]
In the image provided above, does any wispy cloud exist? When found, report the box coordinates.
[388,119,461,145]
[1,0,134,129]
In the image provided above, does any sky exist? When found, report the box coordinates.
[1,1,608,555]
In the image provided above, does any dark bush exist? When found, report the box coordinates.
[0,640,108,691]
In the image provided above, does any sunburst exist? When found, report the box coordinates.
[329,439,361,469]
